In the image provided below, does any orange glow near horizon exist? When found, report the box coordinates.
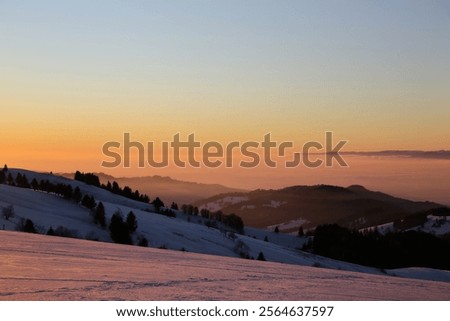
[1,1,450,205]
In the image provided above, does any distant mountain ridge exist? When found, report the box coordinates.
[59,172,246,205]
[195,184,443,231]
[58,172,445,233]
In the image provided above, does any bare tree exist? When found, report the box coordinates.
[2,205,15,221]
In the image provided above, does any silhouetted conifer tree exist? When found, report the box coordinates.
[74,171,100,187]
[6,173,14,185]
[123,186,132,198]
[81,195,96,209]
[24,219,36,233]
[15,173,23,186]
[31,178,39,190]
[141,194,150,203]
[0,170,5,184]
[200,208,210,219]
[112,181,120,194]
[126,211,138,232]
[223,213,245,233]
[62,184,73,199]
[47,226,55,236]
[257,252,266,261]
[152,197,164,212]
[95,202,106,227]
[109,212,132,244]
[215,210,223,222]
[73,186,82,203]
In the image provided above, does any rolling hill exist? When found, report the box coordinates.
[1,168,449,290]
[0,169,381,273]
[195,185,442,232]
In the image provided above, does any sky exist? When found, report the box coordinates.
[1,0,450,191]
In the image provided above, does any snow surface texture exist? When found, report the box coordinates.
[263,200,287,208]
[201,196,249,212]
[1,231,449,301]
[267,219,309,233]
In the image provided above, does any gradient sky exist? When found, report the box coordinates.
[1,0,450,175]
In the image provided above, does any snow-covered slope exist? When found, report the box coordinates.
[0,176,381,274]
[0,184,110,240]
[7,169,155,212]
[1,231,449,300]
[387,267,450,283]
[1,169,449,285]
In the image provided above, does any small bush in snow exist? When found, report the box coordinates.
[16,218,37,234]
[204,220,218,229]
[53,226,79,238]
[257,252,266,261]
[2,205,15,221]
[137,236,148,247]
[233,240,250,259]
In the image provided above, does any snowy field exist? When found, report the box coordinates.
[1,231,449,301]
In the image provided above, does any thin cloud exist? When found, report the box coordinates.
[340,150,450,160]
